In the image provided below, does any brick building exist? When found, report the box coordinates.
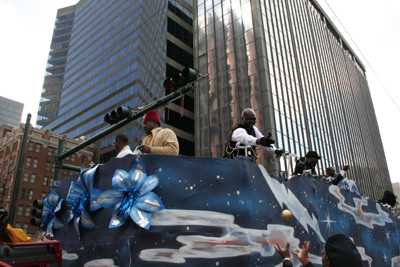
[0,123,93,236]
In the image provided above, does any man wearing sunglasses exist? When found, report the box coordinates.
[223,108,284,162]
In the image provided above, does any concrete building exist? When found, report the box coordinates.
[37,0,390,200]
[0,96,24,128]
[0,124,93,236]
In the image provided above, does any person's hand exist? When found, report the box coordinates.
[343,165,349,171]
[138,145,151,153]
[292,241,311,266]
[259,137,275,147]
[274,149,285,157]
[274,242,291,260]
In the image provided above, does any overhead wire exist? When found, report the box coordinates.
[323,0,400,113]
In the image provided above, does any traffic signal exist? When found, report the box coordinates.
[104,106,131,124]
[163,68,200,93]
[30,200,44,227]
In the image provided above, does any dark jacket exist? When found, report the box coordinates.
[294,157,316,175]
[331,173,345,185]
[378,190,396,207]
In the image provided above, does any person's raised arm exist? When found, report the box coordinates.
[292,241,311,266]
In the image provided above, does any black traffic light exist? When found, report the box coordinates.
[30,200,44,227]
[104,106,131,124]
[163,68,200,93]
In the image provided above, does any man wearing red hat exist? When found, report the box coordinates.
[137,110,179,155]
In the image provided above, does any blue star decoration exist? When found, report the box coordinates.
[66,165,101,239]
[96,159,164,229]
[42,187,64,236]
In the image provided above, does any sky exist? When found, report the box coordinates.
[0,0,399,184]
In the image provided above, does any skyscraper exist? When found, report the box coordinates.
[0,96,24,128]
[193,0,390,199]
[37,0,195,162]
[38,0,390,199]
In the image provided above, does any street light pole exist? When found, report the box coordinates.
[9,114,31,226]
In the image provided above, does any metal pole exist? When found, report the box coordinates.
[56,75,207,162]
[61,163,82,172]
[9,114,31,226]
[53,139,64,183]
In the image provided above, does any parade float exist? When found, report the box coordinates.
[43,154,400,267]
[11,71,398,266]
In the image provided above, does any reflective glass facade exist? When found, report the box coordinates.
[37,0,194,161]
[194,0,390,199]
[0,96,24,128]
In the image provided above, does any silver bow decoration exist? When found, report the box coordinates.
[96,159,164,229]
[66,165,101,239]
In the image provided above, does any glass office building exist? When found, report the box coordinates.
[194,0,391,199]
[37,0,195,161]
[0,96,24,128]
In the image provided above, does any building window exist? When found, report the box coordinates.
[82,156,86,164]
[23,172,29,182]
[26,157,32,167]
[28,142,34,151]
[48,147,53,156]
[43,176,48,186]
[30,173,36,183]
[41,192,47,199]
[50,177,54,186]
[17,205,23,216]
[25,207,31,217]
[45,161,50,171]
[35,144,41,153]
[20,188,26,198]
[52,163,55,172]
[71,154,75,161]
[33,158,38,168]
[15,223,21,228]
[22,224,28,233]
[28,190,33,200]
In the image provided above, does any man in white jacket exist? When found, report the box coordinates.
[223,108,284,162]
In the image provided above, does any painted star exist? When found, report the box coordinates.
[384,230,391,247]
[321,211,336,236]
[383,253,388,265]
